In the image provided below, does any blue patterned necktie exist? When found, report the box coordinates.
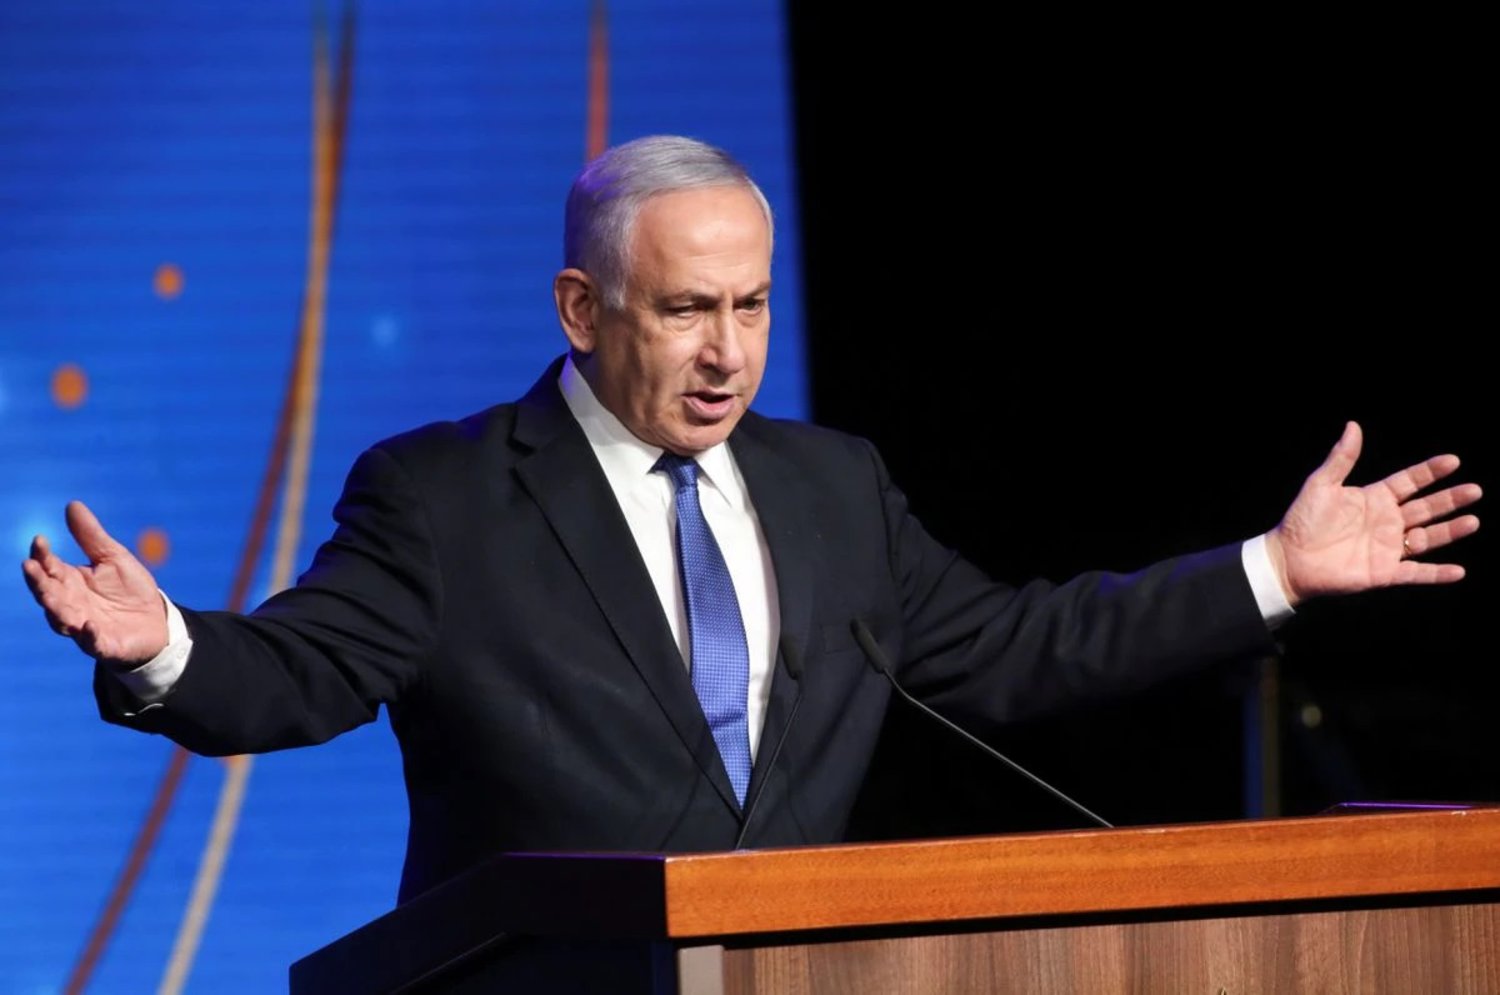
[655,453,752,806]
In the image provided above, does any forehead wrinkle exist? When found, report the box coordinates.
[623,187,771,310]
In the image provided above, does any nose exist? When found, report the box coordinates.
[700,308,747,376]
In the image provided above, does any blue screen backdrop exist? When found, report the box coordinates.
[0,2,805,990]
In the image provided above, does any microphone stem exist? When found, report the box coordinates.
[883,673,1113,829]
[851,618,1113,830]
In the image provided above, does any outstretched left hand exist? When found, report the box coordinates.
[1266,421,1482,607]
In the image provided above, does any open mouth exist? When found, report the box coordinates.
[684,390,736,419]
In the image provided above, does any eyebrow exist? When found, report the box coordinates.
[657,282,772,308]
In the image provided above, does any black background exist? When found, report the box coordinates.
[785,7,1491,833]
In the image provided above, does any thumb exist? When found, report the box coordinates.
[65,501,126,564]
[1312,420,1362,487]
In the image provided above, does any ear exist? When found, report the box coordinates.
[553,268,600,354]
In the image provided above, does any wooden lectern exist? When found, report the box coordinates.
[291,807,1500,993]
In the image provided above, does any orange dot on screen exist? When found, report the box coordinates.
[137,527,171,566]
[51,364,88,409]
[154,263,184,300]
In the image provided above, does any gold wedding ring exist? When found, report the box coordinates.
[1403,534,1413,557]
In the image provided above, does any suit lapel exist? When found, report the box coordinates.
[511,364,742,813]
[730,418,815,796]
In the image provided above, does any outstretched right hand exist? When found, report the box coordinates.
[21,501,169,666]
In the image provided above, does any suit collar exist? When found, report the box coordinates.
[729,414,816,799]
[513,362,820,821]
[512,358,744,814]
[512,355,577,453]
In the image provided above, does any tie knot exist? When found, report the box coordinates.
[654,452,699,490]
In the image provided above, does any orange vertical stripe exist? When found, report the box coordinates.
[62,6,361,992]
[157,8,359,990]
[62,750,191,995]
[587,0,610,160]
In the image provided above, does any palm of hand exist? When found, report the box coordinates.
[55,552,164,661]
[1278,475,1406,598]
[23,501,168,665]
[1272,422,1481,605]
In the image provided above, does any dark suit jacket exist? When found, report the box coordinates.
[101,358,1277,903]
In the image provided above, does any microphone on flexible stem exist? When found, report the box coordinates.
[734,639,805,850]
[849,618,1113,830]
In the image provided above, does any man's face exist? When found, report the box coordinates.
[581,184,771,455]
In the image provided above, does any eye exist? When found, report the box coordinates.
[737,298,767,314]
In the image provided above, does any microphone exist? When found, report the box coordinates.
[734,639,805,849]
[850,618,1113,830]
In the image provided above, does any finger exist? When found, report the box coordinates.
[1404,515,1480,557]
[77,620,101,657]
[1312,421,1362,487]
[1382,454,1462,503]
[1400,482,1484,529]
[21,558,74,618]
[21,557,51,599]
[22,561,84,633]
[1393,561,1467,585]
[65,501,126,564]
[44,608,73,636]
[30,534,69,580]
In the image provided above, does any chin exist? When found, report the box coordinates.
[669,423,736,455]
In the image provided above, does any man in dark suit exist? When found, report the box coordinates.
[24,136,1481,905]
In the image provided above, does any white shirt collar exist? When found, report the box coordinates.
[558,355,743,506]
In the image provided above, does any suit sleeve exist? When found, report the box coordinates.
[865,441,1278,727]
[94,445,442,755]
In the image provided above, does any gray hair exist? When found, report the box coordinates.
[563,135,775,309]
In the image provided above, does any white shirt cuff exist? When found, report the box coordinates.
[1242,534,1295,628]
[108,592,193,705]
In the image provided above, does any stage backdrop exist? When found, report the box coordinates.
[0,2,805,991]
